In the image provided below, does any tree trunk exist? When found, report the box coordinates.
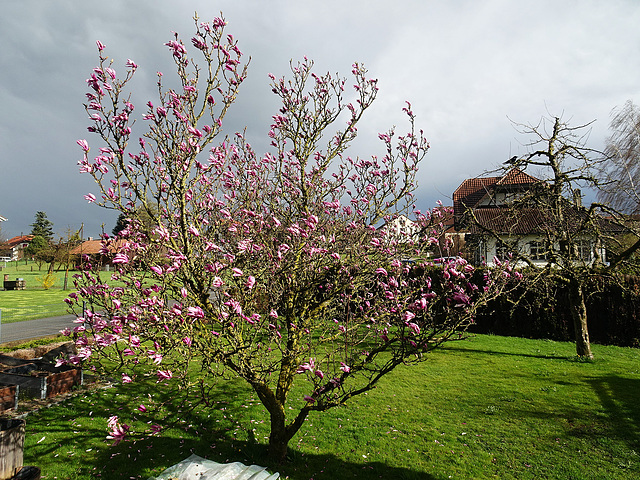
[268,427,290,463]
[264,396,310,462]
[568,277,593,359]
[252,381,299,463]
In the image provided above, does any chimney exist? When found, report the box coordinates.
[573,189,582,207]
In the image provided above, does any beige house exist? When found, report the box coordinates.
[1,235,34,261]
[452,168,615,266]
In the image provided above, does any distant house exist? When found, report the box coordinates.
[378,214,420,243]
[452,168,618,266]
[1,235,34,261]
[69,238,128,270]
[377,211,467,259]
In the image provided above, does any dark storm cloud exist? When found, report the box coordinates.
[1,0,639,239]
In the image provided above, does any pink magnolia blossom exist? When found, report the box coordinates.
[245,275,256,290]
[76,139,90,152]
[121,373,133,384]
[107,416,129,445]
[112,253,129,264]
[340,362,351,373]
[150,265,163,275]
[84,193,96,203]
[157,370,173,381]
[403,311,416,322]
[224,298,243,315]
[211,276,224,288]
[232,267,243,276]
[296,358,316,374]
[187,306,204,318]
[149,352,163,364]
[153,225,170,240]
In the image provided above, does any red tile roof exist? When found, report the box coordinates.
[468,208,549,235]
[452,168,621,235]
[495,168,540,186]
[70,239,127,255]
[466,204,622,235]
[6,235,34,247]
[453,168,540,217]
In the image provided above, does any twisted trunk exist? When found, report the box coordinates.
[252,378,311,463]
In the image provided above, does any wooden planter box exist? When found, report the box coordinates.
[2,280,25,291]
[0,385,18,414]
[0,419,24,480]
[0,364,82,400]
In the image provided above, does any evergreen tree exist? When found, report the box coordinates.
[30,211,54,240]
[112,213,128,236]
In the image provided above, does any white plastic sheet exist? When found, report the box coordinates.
[148,454,280,480]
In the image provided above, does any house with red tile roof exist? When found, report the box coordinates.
[452,168,616,266]
[69,238,131,270]
[0,235,34,261]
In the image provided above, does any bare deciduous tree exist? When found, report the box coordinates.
[463,116,626,358]
[599,100,640,214]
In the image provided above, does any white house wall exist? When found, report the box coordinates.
[482,235,606,267]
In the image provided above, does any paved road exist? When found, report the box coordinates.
[0,314,77,344]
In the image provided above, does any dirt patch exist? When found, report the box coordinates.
[6,342,71,361]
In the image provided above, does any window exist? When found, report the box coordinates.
[575,239,592,262]
[529,240,547,261]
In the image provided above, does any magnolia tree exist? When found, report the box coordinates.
[65,15,512,461]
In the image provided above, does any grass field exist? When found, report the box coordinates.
[0,260,77,322]
[20,334,640,479]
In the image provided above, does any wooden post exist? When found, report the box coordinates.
[0,419,24,480]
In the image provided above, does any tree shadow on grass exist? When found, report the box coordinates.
[91,434,441,480]
[438,345,576,361]
[585,375,640,451]
[27,414,441,480]
[22,379,441,480]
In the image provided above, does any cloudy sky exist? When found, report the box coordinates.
[1,0,639,239]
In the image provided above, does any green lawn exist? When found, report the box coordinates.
[21,334,640,479]
[0,261,73,322]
